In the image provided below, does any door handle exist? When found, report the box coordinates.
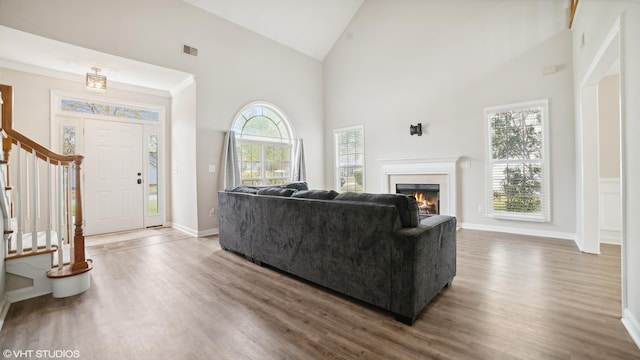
[137,179,142,184]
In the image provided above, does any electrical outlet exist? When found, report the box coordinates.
[209,208,216,217]
[478,204,485,213]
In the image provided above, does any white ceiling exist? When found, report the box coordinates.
[183,0,364,61]
[0,26,193,95]
[0,1,362,94]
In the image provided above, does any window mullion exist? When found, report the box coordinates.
[261,143,266,184]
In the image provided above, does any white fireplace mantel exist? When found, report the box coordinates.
[379,157,459,219]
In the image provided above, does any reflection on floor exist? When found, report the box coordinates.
[85,227,201,256]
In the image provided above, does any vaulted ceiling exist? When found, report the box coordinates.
[183,0,364,61]
[0,1,364,93]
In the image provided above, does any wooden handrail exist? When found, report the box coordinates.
[0,83,91,277]
[569,0,579,29]
[0,84,79,165]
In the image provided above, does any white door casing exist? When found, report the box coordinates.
[84,119,144,235]
[50,91,166,236]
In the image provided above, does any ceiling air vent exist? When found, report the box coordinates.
[183,45,198,57]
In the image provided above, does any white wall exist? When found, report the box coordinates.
[0,0,324,234]
[572,0,640,348]
[324,0,576,238]
[598,74,621,178]
[170,81,198,234]
[598,74,621,245]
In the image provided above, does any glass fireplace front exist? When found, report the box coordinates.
[396,183,440,215]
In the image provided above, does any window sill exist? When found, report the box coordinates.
[488,212,549,223]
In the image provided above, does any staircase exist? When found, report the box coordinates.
[1,84,92,303]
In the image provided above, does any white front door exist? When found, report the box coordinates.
[84,119,144,235]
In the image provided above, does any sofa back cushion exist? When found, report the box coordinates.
[256,187,297,197]
[282,181,309,191]
[225,186,259,194]
[226,182,307,194]
[291,189,339,200]
[334,193,420,227]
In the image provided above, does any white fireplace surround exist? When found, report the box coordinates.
[380,157,459,220]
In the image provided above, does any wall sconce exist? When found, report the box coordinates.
[410,123,422,136]
[86,67,107,91]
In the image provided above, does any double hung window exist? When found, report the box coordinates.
[486,99,550,221]
[334,126,365,192]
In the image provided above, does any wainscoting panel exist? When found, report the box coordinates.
[599,178,621,244]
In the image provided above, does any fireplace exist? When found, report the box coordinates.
[380,157,458,219]
[396,184,440,215]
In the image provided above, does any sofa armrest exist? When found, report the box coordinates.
[218,191,256,255]
[389,215,457,323]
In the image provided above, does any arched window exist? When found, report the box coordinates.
[232,102,293,185]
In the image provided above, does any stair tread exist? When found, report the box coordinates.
[5,247,58,260]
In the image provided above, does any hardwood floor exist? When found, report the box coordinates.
[1,228,638,359]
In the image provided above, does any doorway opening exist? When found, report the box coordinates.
[51,91,166,235]
[577,18,624,315]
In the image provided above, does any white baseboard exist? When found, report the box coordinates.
[459,222,576,241]
[600,229,622,245]
[0,298,11,331]
[6,286,51,303]
[622,308,640,350]
[198,228,219,237]
[168,222,198,237]
[168,223,218,238]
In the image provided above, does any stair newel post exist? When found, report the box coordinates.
[71,155,88,272]
[2,138,11,169]
[1,85,12,193]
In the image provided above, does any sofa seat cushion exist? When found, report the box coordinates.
[334,192,420,227]
[291,189,339,200]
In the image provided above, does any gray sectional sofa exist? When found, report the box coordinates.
[217,184,456,324]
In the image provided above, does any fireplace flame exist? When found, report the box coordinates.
[413,192,438,214]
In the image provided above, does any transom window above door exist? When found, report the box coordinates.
[60,98,159,121]
[232,102,293,186]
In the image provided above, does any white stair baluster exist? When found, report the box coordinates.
[67,164,74,264]
[31,150,37,252]
[15,144,22,255]
[46,157,52,250]
[56,162,64,266]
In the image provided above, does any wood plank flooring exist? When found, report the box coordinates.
[1,228,638,359]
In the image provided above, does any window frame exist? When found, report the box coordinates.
[484,99,551,222]
[333,125,365,193]
[232,101,294,186]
